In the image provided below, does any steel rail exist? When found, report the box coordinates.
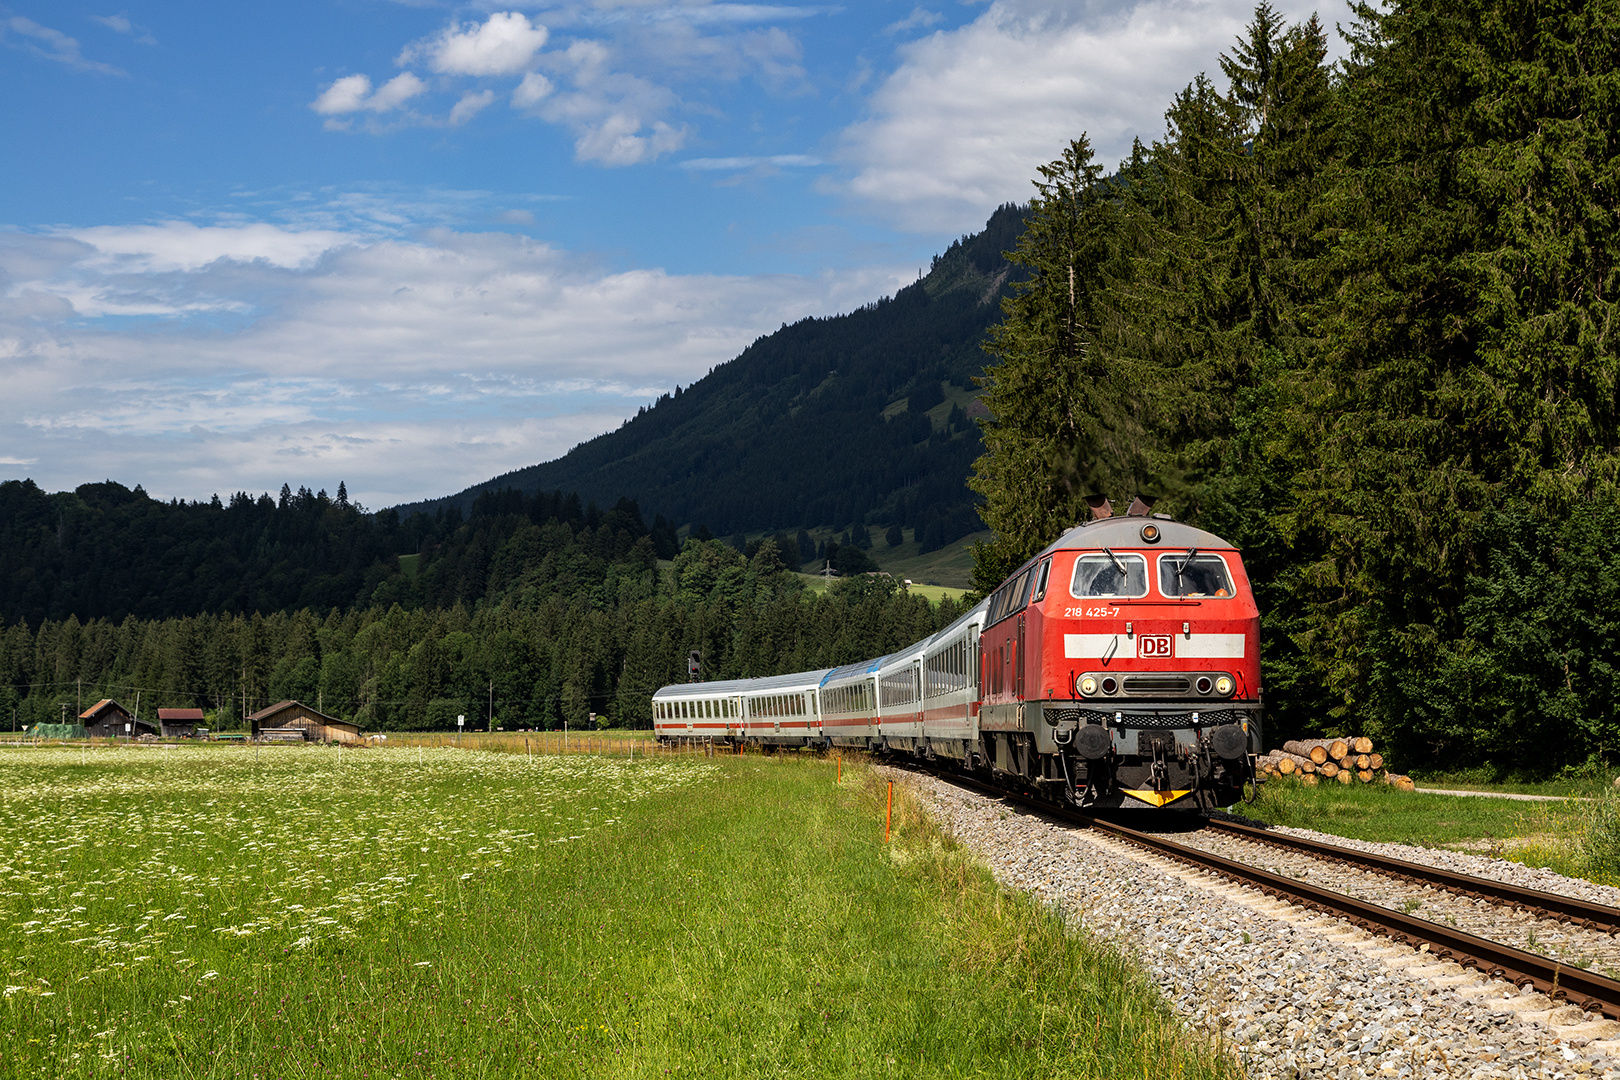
[1202,816,1620,933]
[931,771,1620,1019]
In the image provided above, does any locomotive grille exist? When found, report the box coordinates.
[1076,708,1245,729]
[1123,675,1190,694]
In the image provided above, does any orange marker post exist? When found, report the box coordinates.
[837,755,842,784]
[885,781,893,842]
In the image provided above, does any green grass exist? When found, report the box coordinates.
[0,743,1235,1080]
[792,572,970,605]
[1228,774,1620,885]
[1406,767,1613,798]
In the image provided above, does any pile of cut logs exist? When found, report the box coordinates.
[1255,738,1415,790]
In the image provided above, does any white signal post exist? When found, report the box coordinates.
[457,713,464,745]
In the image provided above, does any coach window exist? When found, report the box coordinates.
[1069,553,1148,598]
[1158,553,1234,598]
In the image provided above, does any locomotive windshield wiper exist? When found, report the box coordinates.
[1175,547,1199,590]
[1103,547,1127,577]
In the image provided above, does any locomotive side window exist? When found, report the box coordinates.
[1158,553,1234,598]
[1069,553,1149,598]
[1031,558,1052,603]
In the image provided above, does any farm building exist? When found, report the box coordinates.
[157,708,205,738]
[247,701,362,744]
[80,699,156,739]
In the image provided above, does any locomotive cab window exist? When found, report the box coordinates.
[1069,552,1148,598]
[1031,558,1052,603]
[1158,553,1234,598]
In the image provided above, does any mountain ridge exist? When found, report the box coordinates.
[393,204,1028,551]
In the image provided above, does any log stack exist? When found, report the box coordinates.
[1254,736,1395,787]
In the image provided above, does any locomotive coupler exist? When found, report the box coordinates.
[1149,742,1171,791]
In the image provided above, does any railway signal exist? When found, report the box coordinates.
[688,650,701,681]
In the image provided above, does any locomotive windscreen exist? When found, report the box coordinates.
[1158,553,1233,598]
[1070,553,1148,597]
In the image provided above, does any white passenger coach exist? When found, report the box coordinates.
[651,597,992,765]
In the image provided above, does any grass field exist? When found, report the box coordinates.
[1233,775,1620,884]
[0,743,1236,1080]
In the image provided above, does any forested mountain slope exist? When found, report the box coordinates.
[395,204,1028,549]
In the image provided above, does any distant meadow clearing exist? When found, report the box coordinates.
[0,743,1234,1080]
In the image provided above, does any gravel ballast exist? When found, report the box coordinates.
[903,770,1620,1080]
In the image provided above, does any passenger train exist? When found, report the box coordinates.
[652,503,1262,810]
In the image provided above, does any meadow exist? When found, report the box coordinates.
[0,743,1237,1080]
[1234,775,1620,885]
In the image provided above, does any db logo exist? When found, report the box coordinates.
[1139,635,1173,658]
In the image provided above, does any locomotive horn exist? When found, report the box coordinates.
[1084,494,1113,520]
[1126,495,1156,517]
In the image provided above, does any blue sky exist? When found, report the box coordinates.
[1,0,1345,508]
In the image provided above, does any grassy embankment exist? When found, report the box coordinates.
[380,729,659,753]
[1235,774,1620,886]
[0,743,1237,1080]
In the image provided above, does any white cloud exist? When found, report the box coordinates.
[313,74,373,115]
[64,222,353,273]
[646,4,834,25]
[312,72,427,117]
[519,40,690,165]
[836,0,1346,233]
[449,90,497,126]
[0,223,911,505]
[885,7,944,34]
[512,71,554,108]
[370,72,429,111]
[403,12,550,77]
[317,5,824,160]
[3,15,125,74]
[680,154,820,170]
[89,12,157,44]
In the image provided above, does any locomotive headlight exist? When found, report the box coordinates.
[1079,675,1098,696]
[1214,675,1234,696]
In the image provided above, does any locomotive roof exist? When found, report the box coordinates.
[652,669,831,699]
[1040,515,1237,559]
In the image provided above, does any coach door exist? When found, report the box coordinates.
[912,660,924,733]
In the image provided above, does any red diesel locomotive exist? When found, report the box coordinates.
[653,503,1262,811]
[976,506,1261,809]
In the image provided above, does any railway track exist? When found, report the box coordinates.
[934,769,1620,1020]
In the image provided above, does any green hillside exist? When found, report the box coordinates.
[395,205,1027,554]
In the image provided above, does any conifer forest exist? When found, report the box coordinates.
[971,0,1620,773]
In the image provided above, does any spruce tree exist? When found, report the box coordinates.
[969,137,1141,590]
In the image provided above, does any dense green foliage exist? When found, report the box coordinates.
[0,476,683,626]
[972,0,1620,772]
[398,206,1028,548]
[0,519,962,731]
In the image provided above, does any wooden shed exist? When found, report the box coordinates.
[247,701,362,744]
[157,708,205,738]
[80,699,156,739]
